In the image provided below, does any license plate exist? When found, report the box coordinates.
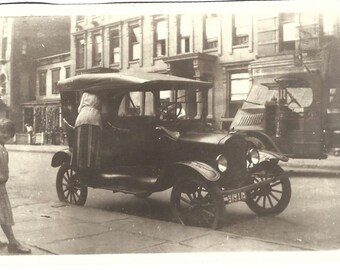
[225,192,246,204]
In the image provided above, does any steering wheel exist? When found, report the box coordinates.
[160,102,182,120]
[287,90,302,108]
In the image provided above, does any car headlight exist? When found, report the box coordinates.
[216,154,228,172]
[247,148,260,165]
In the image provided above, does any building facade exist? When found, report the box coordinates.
[22,52,70,144]
[67,13,339,127]
[70,14,257,128]
[70,13,340,129]
[0,16,70,134]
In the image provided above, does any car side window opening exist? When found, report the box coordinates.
[118,91,155,117]
[160,90,183,119]
[159,89,207,120]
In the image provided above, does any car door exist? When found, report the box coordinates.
[101,91,160,168]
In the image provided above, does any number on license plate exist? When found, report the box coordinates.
[226,192,246,204]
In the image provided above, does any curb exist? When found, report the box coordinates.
[6,144,66,154]
[7,144,340,171]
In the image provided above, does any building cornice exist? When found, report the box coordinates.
[36,52,70,67]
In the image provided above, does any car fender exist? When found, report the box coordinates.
[51,149,72,168]
[153,161,220,192]
[259,149,289,162]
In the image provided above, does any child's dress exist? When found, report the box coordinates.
[0,144,14,226]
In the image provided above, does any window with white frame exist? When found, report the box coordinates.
[92,33,102,66]
[52,69,60,94]
[230,72,249,101]
[281,13,296,51]
[233,14,249,46]
[38,71,47,96]
[229,71,250,117]
[178,15,192,54]
[323,13,338,36]
[109,28,120,65]
[154,20,167,57]
[129,24,141,61]
[203,14,219,50]
[75,37,85,69]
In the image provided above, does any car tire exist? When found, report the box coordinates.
[56,164,88,206]
[246,165,291,216]
[170,176,225,229]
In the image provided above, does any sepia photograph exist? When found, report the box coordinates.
[0,0,340,268]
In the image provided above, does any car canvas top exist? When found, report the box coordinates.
[57,71,212,93]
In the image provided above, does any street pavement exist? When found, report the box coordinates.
[1,144,339,256]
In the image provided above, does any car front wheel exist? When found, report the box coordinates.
[246,165,291,216]
[170,176,225,229]
[56,164,88,206]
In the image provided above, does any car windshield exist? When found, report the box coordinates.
[243,82,313,109]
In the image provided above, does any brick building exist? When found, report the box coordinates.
[21,52,70,144]
[0,16,70,134]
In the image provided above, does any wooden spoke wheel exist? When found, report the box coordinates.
[171,177,225,229]
[246,165,291,216]
[56,164,88,206]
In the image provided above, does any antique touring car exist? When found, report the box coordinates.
[230,38,340,159]
[51,71,292,229]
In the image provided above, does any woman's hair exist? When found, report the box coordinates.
[0,118,16,138]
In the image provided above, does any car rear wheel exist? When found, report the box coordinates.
[171,176,225,229]
[56,164,88,206]
[246,165,291,216]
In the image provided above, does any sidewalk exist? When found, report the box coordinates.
[6,144,66,154]
[0,198,307,256]
[281,155,340,172]
[1,144,336,255]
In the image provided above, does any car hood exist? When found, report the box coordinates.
[178,131,233,145]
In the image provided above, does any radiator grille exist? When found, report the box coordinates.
[237,113,264,126]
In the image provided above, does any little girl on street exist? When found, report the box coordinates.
[0,118,31,254]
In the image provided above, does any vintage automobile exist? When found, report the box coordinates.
[230,38,340,159]
[51,71,292,229]
[229,70,340,159]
